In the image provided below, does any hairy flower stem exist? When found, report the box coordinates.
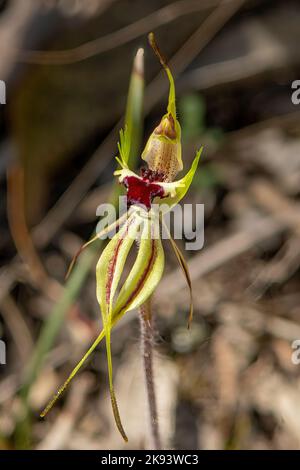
[139,299,161,450]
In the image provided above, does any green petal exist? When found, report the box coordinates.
[143,33,183,176]
[65,211,130,280]
[96,212,142,442]
[148,32,176,119]
[159,147,203,212]
[105,320,128,441]
[162,219,193,328]
[113,217,165,317]
[96,213,142,312]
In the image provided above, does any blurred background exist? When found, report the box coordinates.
[0,0,300,450]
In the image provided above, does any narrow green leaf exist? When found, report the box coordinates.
[118,47,144,166]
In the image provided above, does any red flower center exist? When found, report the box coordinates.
[123,175,165,210]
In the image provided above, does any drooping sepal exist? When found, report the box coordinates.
[113,214,165,317]
[162,219,193,328]
[96,213,142,441]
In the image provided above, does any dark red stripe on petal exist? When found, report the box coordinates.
[115,238,157,316]
[105,219,132,306]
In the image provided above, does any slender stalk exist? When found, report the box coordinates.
[139,299,161,450]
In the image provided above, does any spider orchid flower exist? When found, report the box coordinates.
[41,33,202,442]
